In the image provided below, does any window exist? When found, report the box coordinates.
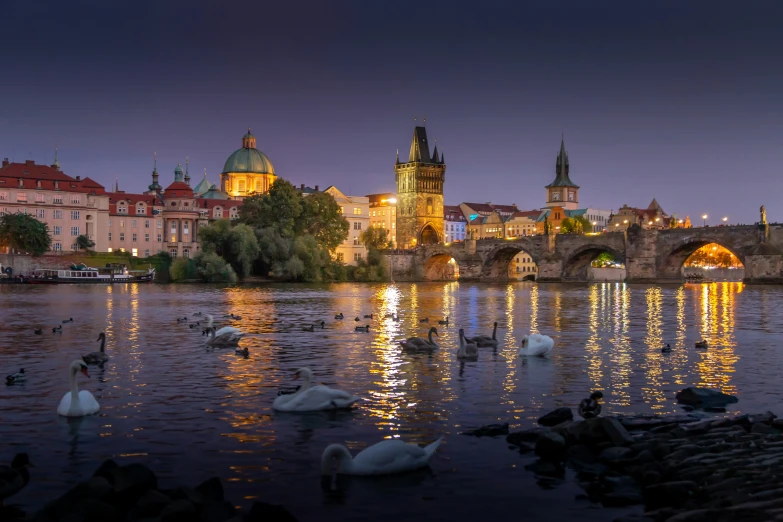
[157,234,162,242]
[340,207,344,214]
[53,242,62,251]
[170,222,177,234]
[137,204,145,214]
[36,209,45,219]
[71,211,80,220]
[354,253,362,261]
[132,248,138,257]
[255,179,263,192]
[119,232,125,241]
[145,220,150,228]
[353,222,362,230]
[214,207,223,218]
[183,223,189,235]
[16,192,27,202]
[183,249,190,258]
[237,180,246,193]
[35,193,45,203]
[107,247,113,253]
[70,226,80,236]
[145,233,150,242]
[120,220,125,228]
[53,210,63,219]
[117,204,127,214]
[427,197,433,215]
[71,242,78,251]
[353,207,362,215]
[353,237,359,245]
[54,181,59,190]
[132,219,137,228]
[132,233,137,242]
[108,219,112,227]
[53,226,62,236]
[108,232,112,241]
[144,249,150,257]
[169,249,178,258]
[157,220,162,229]
[53,194,63,204]
[71,195,81,205]
[336,253,344,262]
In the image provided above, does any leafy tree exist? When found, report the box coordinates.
[239,179,303,238]
[76,234,95,251]
[0,213,52,256]
[194,251,238,283]
[198,220,260,278]
[592,252,616,267]
[169,258,192,282]
[299,191,349,251]
[560,215,591,234]
[360,227,390,251]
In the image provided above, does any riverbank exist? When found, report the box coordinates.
[506,410,783,522]
[2,459,297,522]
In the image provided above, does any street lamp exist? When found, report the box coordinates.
[702,214,708,227]
[722,216,728,225]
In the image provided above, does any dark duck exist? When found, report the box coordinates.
[578,391,603,419]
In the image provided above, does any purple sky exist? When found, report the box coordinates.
[1,0,781,224]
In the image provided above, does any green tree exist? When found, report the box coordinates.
[560,215,591,234]
[76,234,95,252]
[0,213,52,256]
[198,220,260,278]
[169,258,192,282]
[299,191,349,251]
[239,179,303,238]
[591,252,616,267]
[360,227,389,250]
[194,251,238,283]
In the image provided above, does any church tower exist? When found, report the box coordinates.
[545,137,579,210]
[394,126,446,248]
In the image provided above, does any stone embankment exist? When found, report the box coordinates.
[506,409,783,522]
[8,459,296,522]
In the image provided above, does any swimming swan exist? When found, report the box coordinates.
[204,315,242,338]
[457,329,478,359]
[465,322,499,347]
[82,332,109,365]
[273,368,359,412]
[57,360,100,417]
[320,436,443,476]
[400,327,438,350]
[519,334,554,357]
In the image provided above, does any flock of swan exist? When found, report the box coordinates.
[4,311,556,478]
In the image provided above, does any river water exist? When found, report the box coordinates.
[1,282,781,521]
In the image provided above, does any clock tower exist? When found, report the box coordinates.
[545,138,579,210]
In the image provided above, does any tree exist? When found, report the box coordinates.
[560,215,591,234]
[299,191,349,251]
[169,258,192,282]
[239,179,303,238]
[0,213,52,256]
[198,220,260,278]
[591,252,616,267]
[76,234,95,252]
[360,227,390,250]
[194,251,237,283]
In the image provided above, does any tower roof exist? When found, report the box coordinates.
[193,170,213,195]
[408,126,431,163]
[432,145,439,163]
[546,138,579,188]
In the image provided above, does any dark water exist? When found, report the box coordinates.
[1,282,780,521]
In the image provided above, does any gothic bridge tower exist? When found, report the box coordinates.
[394,126,446,248]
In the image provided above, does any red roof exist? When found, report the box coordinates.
[0,160,106,194]
[444,205,466,221]
[196,199,243,210]
[513,210,542,219]
[164,181,194,198]
[108,193,162,216]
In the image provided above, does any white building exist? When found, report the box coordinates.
[582,208,613,232]
[444,205,467,243]
[324,186,369,265]
[367,193,397,247]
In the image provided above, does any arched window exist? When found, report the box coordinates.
[427,198,433,215]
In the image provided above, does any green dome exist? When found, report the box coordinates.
[200,184,229,200]
[222,147,275,175]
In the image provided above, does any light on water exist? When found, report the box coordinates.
[1,281,780,521]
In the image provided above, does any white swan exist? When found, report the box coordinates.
[273,368,359,412]
[57,360,100,417]
[204,314,242,338]
[519,334,554,357]
[205,327,245,347]
[321,436,443,476]
[465,321,499,347]
[400,327,439,350]
[457,329,478,359]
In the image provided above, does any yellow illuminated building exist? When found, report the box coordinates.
[367,193,397,247]
[220,129,277,199]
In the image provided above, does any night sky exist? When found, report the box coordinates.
[1,1,781,224]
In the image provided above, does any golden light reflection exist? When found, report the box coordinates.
[671,286,688,386]
[609,283,632,406]
[642,287,666,410]
[585,284,603,391]
[529,284,539,334]
[693,282,740,394]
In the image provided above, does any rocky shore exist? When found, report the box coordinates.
[4,459,297,522]
[506,408,783,522]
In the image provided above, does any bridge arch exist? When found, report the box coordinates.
[562,244,626,281]
[421,247,460,281]
[658,237,746,281]
[480,239,541,281]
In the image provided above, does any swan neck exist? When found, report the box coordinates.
[100,336,106,353]
[321,444,353,474]
[300,371,313,391]
[492,323,497,340]
[69,366,80,401]
[428,330,434,344]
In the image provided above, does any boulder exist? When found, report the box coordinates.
[675,387,738,408]
[750,422,780,435]
[160,499,197,522]
[535,432,567,461]
[538,408,574,427]
[599,447,634,461]
[601,417,634,446]
[130,489,171,518]
[506,428,545,447]
[462,423,509,437]
[644,480,698,510]
[566,418,610,445]
[246,502,299,522]
[195,477,224,503]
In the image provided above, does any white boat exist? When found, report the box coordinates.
[26,264,155,284]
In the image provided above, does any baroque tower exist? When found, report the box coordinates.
[545,137,579,210]
[394,126,446,248]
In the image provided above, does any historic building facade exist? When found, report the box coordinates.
[323,186,369,265]
[367,193,397,247]
[394,126,446,248]
[443,205,467,243]
[221,129,277,199]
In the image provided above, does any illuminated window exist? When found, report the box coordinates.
[353,207,362,215]
[132,248,138,257]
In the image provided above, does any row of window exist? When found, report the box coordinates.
[370,209,394,217]
[515,266,537,273]
[0,188,78,200]
[108,232,164,242]
[336,252,363,262]
[338,207,365,215]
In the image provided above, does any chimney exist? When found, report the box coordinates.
[25,160,34,166]
[75,176,81,181]
[315,185,319,191]
[2,158,8,167]
[301,183,305,190]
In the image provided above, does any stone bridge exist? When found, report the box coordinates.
[398,224,783,283]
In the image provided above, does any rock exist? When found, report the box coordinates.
[602,417,634,446]
[160,499,197,522]
[462,423,509,437]
[81,498,119,521]
[703,407,727,413]
[506,428,545,446]
[524,459,565,478]
[535,432,567,460]
[771,419,783,431]
[195,477,224,503]
[644,480,698,510]
[201,500,237,522]
[131,489,171,518]
[675,387,739,408]
[567,444,597,464]
[751,422,780,435]
[93,459,120,484]
[600,447,634,461]
[749,411,776,424]
[567,418,610,445]
[664,510,720,522]
[164,487,203,506]
[642,470,662,486]
[246,502,299,522]
[613,517,654,522]
[538,408,574,427]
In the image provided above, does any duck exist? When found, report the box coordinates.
[384,313,394,319]
[192,312,202,317]
[355,325,370,332]
[62,318,73,324]
[364,313,373,319]
[189,322,200,329]
[176,317,188,323]
[465,322,499,347]
[303,324,315,332]
[273,368,359,412]
[335,313,344,320]
[661,343,672,353]
[204,315,242,338]
[225,313,242,320]
[5,369,25,385]
[34,328,42,335]
[392,314,400,322]
[438,317,449,325]
[0,453,32,507]
[52,325,62,333]
[354,316,361,322]
[400,327,439,350]
[57,360,100,417]
[578,391,604,419]
[457,329,478,360]
[420,317,429,323]
[205,327,245,347]
[320,436,443,476]
[519,334,554,357]
[82,333,109,365]
[695,340,709,349]
[235,346,249,356]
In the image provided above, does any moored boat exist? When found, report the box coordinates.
[26,263,155,284]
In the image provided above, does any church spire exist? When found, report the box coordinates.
[148,152,161,192]
[432,144,439,164]
[52,146,60,170]
[114,178,119,193]
[395,148,400,165]
[184,156,191,186]
[408,126,431,163]
[546,136,578,189]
